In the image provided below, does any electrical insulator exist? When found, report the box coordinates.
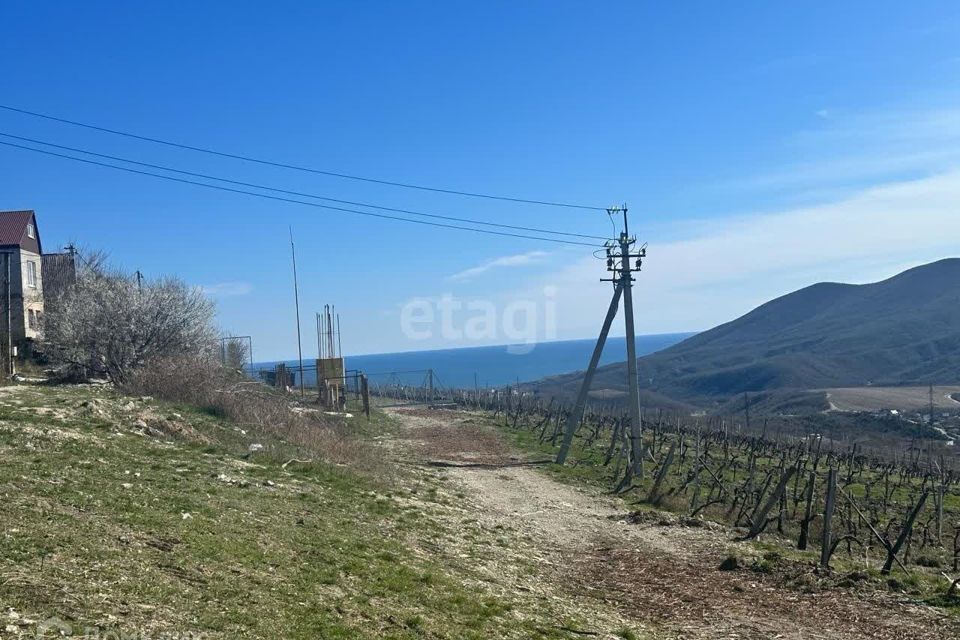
[606,258,614,268]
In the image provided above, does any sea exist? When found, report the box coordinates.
[253,332,694,390]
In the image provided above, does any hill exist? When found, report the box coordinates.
[0,384,627,638]
[536,258,960,407]
[3,383,955,639]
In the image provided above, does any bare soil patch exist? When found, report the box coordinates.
[823,385,960,412]
[577,545,955,640]
[397,408,518,464]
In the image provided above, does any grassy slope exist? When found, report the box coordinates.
[0,385,588,639]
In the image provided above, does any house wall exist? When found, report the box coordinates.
[18,248,44,341]
[1,248,44,344]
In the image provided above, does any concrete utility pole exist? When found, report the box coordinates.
[556,282,622,464]
[556,205,646,479]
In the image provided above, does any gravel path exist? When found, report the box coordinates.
[391,406,959,640]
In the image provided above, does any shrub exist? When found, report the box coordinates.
[123,355,382,474]
[915,554,943,568]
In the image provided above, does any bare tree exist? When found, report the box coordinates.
[40,254,217,383]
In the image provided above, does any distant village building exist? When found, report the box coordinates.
[0,209,76,370]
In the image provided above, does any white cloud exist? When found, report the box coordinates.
[200,281,253,297]
[386,99,960,352]
[730,103,960,193]
[515,169,960,340]
[447,250,548,282]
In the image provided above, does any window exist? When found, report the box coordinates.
[27,223,35,239]
[28,310,37,330]
[26,261,37,288]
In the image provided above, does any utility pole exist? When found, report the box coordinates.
[289,227,305,398]
[744,392,751,432]
[556,282,622,464]
[556,205,646,481]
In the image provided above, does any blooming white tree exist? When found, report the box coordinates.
[41,255,217,383]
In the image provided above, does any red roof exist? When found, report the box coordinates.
[0,210,38,248]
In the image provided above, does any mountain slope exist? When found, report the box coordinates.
[543,258,960,404]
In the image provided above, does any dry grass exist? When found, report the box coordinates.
[122,355,384,475]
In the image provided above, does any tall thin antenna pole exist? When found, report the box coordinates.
[336,312,343,359]
[289,226,305,398]
[327,305,335,358]
[313,313,323,360]
[322,305,327,359]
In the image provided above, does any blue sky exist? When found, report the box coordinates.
[1,2,959,359]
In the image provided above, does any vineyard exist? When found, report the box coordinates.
[373,383,960,598]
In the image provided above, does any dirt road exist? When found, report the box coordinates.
[391,406,958,640]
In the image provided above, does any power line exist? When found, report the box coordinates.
[0,103,606,211]
[0,140,601,247]
[0,131,606,241]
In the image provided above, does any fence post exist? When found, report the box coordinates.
[361,374,370,420]
[820,467,838,568]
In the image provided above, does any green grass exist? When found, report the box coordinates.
[0,385,588,639]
